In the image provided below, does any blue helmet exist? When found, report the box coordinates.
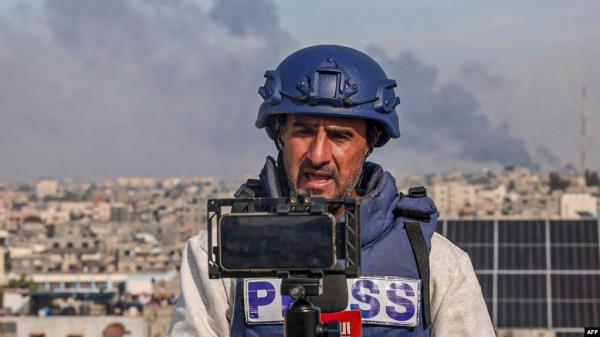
[256,45,400,147]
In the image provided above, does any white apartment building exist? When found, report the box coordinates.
[116,177,156,188]
[431,182,506,218]
[35,179,59,199]
[41,201,112,224]
[560,192,598,218]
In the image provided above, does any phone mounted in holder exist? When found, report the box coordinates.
[206,193,362,337]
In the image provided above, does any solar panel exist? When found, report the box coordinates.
[477,274,494,317]
[552,275,600,299]
[499,220,545,243]
[465,246,494,270]
[552,303,600,327]
[438,219,600,332]
[551,246,600,269]
[445,220,494,243]
[445,220,494,270]
[477,274,494,298]
[435,220,444,235]
[550,220,598,243]
[498,275,546,299]
[499,246,546,269]
[497,302,548,328]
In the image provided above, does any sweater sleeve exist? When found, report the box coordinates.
[430,245,495,337]
[167,232,233,337]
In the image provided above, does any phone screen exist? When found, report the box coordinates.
[219,213,335,271]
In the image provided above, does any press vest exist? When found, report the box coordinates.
[229,158,438,337]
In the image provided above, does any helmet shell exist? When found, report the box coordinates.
[256,45,400,147]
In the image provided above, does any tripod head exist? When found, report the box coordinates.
[283,275,341,337]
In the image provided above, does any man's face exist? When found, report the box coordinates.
[279,114,369,199]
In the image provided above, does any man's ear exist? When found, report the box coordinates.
[274,119,287,151]
[277,125,286,149]
[366,130,380,157]
[372,128,382,147]
[366,122,382,151]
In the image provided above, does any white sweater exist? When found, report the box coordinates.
[167,231,496,337]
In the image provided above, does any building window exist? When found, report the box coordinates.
[0,322,17,332]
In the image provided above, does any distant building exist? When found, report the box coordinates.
[35,179,59,199]
[430,182,478,218]
[0,316,147,337]
[93,201,112,222]
[110,203,131,223]
[560,193,598,218]
[428,181,506,218]
[0,230,8,285]
[0,200,8,227]
[28,271,177,295]
[116,177,156,189]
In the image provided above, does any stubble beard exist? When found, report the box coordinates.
[285,154,366,200]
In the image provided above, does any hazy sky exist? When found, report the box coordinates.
[1,0,599,181]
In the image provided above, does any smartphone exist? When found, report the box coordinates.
[218,213,336,271]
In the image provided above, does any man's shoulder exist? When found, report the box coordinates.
[430,232,471,277]
[184,230,209,255]
[428,233,495,335]
[431,232,467,259]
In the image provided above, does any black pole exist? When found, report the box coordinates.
[284,297,321,337]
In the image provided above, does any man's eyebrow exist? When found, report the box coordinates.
[292,120,317,128]
[326,126,355,137]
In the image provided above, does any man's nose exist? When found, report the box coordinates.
[307,129,332,167]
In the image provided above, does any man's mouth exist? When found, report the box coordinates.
[303,171,333,189]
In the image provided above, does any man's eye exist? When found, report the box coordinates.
[295,129,313,136]
[331,133,352,141]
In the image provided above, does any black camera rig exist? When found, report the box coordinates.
[206,193,362,337]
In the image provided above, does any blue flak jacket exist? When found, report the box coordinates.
[230,158,439,337]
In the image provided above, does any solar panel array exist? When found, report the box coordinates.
[437,219,600,335]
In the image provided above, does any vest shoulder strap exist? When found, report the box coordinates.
[405,221,432,328]
[232,179,265,212]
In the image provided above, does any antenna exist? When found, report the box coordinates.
[580,85,587,178]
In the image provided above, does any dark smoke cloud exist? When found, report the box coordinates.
[460,61,505,92]
[0,0,543,181]
[535,145,561,167]
[209,0,290,41]
[0,0,297,180]
[368,47,538,169]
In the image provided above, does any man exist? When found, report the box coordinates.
[168,45,495,336]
